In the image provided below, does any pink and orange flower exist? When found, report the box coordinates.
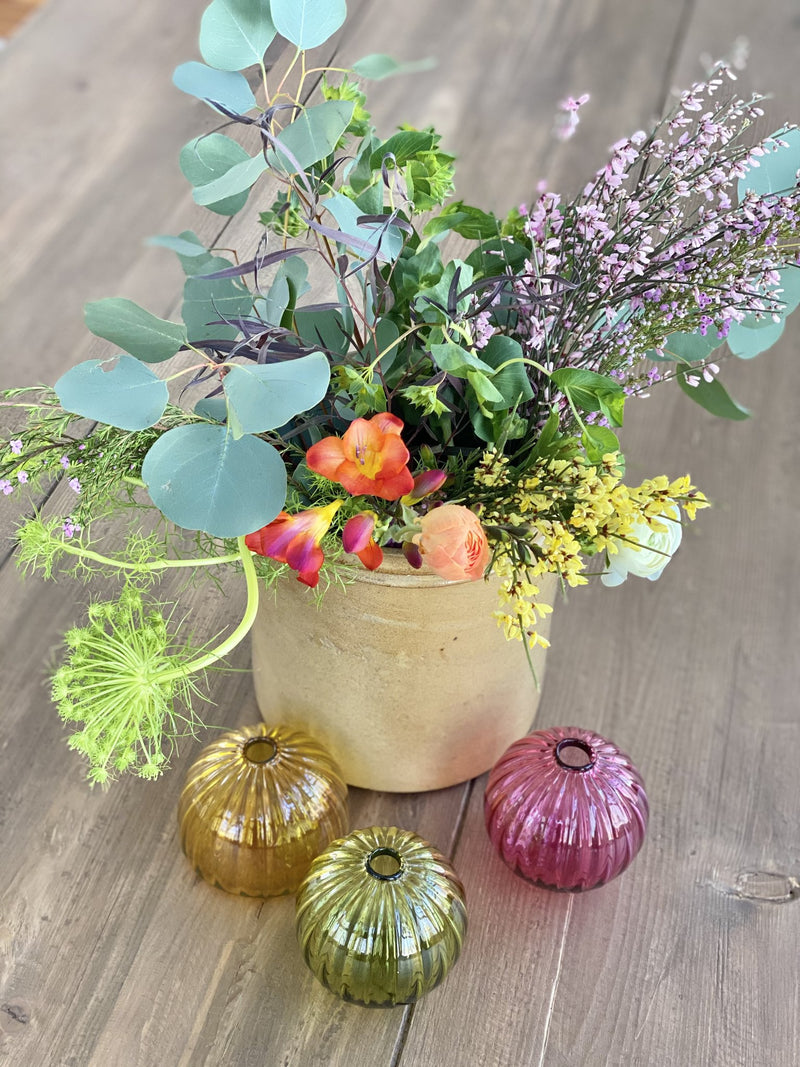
[245,501,342,588]
[305,413,414,500]
[342,512,383,571]
[412,504,490,582]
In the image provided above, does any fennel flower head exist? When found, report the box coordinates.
[52,586,205,785]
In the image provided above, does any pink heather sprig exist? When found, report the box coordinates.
[554,93,590,142]
[509,68,800,414]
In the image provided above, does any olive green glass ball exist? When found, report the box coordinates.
[295,826,468,1007]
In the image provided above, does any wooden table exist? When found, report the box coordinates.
[2,1,799,1063]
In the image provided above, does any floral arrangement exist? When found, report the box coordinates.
[3,0,799,784]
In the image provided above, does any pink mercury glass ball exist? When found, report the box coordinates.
[484,727,649,891]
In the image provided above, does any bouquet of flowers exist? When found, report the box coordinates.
[3,0,799,784]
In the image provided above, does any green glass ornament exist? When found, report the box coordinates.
[178,723,348,897]
[295,826,468,1006]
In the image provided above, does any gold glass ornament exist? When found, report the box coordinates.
[295,826,468,1006]
[178,723,348,897]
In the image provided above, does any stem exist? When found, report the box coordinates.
[56,540,242,573]
[158,536,259,681]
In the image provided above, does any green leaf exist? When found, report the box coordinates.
[182,259,252,342]
[676,370,750,420]
[324,192,404,261]
[464,238,530,277]
[478,335,534,410]
[194,396,228,422]
[294,307,350,356]
[430,342,493,377]
[582,424,620,463]
[351,53,436,80]
[738,266,800,328]
[223,353,330,437]
[414,261,474,323]
[423,201,500,241]
[727,317,785,359]
[199,0,276,71]
[664,330,723,363]
[467,370,505,407]
[192,152,268,207]
[268,100,355,172]
[148,233,208,258]
[141,424,287,537]
[55,356,168,431]
[597,390,625,428]
[550,368,624,413]
[738,127,800,199]
[84,298,187,364]
[180,134,252,215]
[527,407,560,463]
[370,130,436,169]
[172,62,256,114]
[270,0,346,49]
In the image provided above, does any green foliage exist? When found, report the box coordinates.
[141,424,287,536]
[193,152,268,207]
[199,0,276,71]
[270,0,346,49]
[351,53,436,81]
[84,298,187,364]
[267,100,355,172]
[738,127,800,198]
[676,371,750,420]
[321,75,371,138]
[55,356,169,432]
[222,352,331,437]
[180,134,252,215]
[181,255,253,342]
[259,192,307,237]
[172,61,256,114]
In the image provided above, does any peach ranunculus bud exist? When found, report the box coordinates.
[412,504,491,582]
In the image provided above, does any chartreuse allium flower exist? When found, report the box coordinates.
[52,586,207,785]
[51,536,260,785]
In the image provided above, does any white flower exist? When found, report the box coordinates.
[601,505,682,587]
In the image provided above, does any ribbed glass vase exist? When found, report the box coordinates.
[484,726,649,891]
[295,826,468,1006]
[178,724,348,897]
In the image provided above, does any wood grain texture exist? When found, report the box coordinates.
[2,0,800,1064]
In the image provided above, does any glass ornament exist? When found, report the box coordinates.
[295,826,468,1006]
[484,726,649,891]
[178,723,348,897]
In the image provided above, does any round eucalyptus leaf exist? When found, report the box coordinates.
[199,0,276,71]
[738,127,800,199]
[270,0,346,49]
[54,356,168,431]
[172,62,256,115]
[192,153,268,207]
[267,100,354,172]
[223,351,331,436]
[141,424,287,537]
[180,134,251,215]
[84,298,187,364]
[727,317,785,359]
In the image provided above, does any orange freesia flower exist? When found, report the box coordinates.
[245,501,342,588]
[305,413,415,500]
[412,504,490,582]
[342,512,383,571]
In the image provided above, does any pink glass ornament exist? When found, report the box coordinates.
[484,726,649,891]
